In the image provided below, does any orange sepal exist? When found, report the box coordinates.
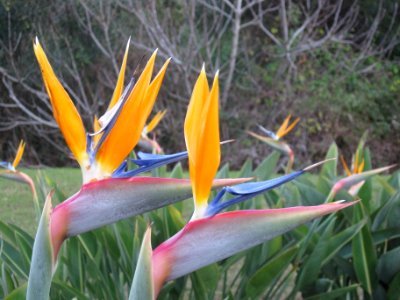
[276,115,300,139]
[12,140,26,169]
[96,51,169,174]
[184,68,220,212]
[340,155,352,176]
[146,110,167,134]
[33,39,88,166]
[107,38,130,110]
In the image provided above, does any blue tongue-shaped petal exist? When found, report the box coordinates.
[205,160,333,217]
[133,151,188,166]
[113,150,188,177]
[0,161,13,171]
[258,124,278,140]
[206,170,305,216]
[112,141,233,178]
[225,170,304,195]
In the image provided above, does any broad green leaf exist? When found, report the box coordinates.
[297,218,365,289]
[4,283,27,300]
[376,246,400,284]
[216,163,230,179]
[294,179,326,205]
[51,281,89,300]
[129,227,153,300]
[320,142,338,180]
[352,203,377,296]
[246,245,298,298]
[388,272,400,300]
[239,158,253,178]
[0,239,28,279]
[170,162,184,179]
[304,284,359,300]
[191,264,220,299]
[26,193,54,300]
[372,191,400,230]
[254,151,280,181]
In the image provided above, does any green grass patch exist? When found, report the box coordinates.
[0,168,81,235]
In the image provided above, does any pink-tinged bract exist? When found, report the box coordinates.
[150,201,357,296]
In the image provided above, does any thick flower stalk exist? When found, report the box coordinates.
[138,110,167,153]
[27,40,246,300]
[129,68,356,299]
[0,140,39,215]
[248,115,299,173]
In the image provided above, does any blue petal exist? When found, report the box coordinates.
[112,160,128,177]
[113,150,188,178]
[225,170,303,195]
[258,125,278,140]
[0,161,13,171]
[206,170,305,216]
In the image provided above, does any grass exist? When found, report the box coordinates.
[0,168,81,235]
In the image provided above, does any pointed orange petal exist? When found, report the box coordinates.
[358,159,365,174]
[139,59,170,126]
[96,51,169,174]
[108,38,130,110]
[353,152,359,174]
[92,116,102,147]
[276,114,292,139]
[146,110,167,134]
[185,69,220,215]
[33,39,88,166]
[185,67,210,170]
[340,155,352,176]
[12,140,26,169]
[280,117,300,138]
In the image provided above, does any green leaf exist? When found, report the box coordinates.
[388,272,400,300]
[376,246,400,284]
[352,204,377,297]
[129,227,153,300]
[294,179,326,205]
[254,151,280,181]
[246,245,298,298]
[372,191,400,230]
[3,283,27,300]
[26,193,54,300]
[320,142,338,180]
[297,218,365,289]
[239,158,253,178]
[191,264,220,299]
[304,284,359,300]
[216,163,230,179]
[51,281,89,300]
[170,162,184,179]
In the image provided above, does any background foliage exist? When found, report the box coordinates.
[1,145,400,299]
[0,0,399,168]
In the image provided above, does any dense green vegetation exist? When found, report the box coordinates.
[1,144,400,299]
[1,0,399,167]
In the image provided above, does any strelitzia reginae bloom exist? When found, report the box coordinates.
[0,140,39,213]
[129,68,356,299]
[138,110,167,153]
[248,115,299,173]
[328,145,395,199]
[27,40,246,300]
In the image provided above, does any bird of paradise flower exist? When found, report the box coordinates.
[248,115,299,173]
[27,39,247,300]
[0,140,39,215]
[129,68,356,299]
